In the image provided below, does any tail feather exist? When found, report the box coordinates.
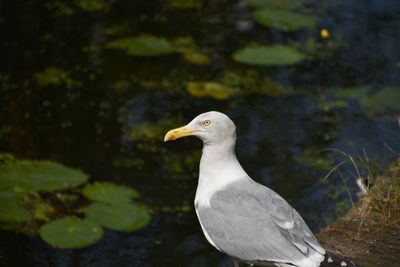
[319,253,359,267]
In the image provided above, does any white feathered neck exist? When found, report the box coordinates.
[194,138,249,207]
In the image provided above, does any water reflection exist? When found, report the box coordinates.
[1,0,400,266]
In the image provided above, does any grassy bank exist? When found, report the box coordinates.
[317,159,400,266]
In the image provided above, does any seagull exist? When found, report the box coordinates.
[164,111,326,267]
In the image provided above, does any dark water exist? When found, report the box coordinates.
[1,0,400,266]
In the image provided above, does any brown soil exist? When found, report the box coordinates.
[317,159,400,267]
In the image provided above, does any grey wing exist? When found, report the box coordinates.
[267,187,325,255]
[196,184,324,265]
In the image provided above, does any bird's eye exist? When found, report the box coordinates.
[203,120,211,126]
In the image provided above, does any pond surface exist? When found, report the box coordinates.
[1,0,400,266]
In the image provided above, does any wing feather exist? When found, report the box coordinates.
[195,181,325,266]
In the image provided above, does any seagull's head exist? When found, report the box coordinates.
[164,111,236,145]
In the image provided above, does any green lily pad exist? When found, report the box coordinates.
[0,191,31,223]
[105,36,177,56]
[360,87,400,114]
[39,217,103,249]
[186,81,237,100]
[0,153,14,163]
[182,52,210,65]
[253,9,316,31]
[333,86,400,115]
[82,182,139,204]
[34,67,78,88]
[248,0,302,9]
[77,0,114,12]
[220,69,288,96]
[233,45,305,66]
[0,160,89,192]
[166,0,203,9]
[333,86,369,99]
[84,203,151,232]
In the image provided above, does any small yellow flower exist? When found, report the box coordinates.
[320,28,330,39]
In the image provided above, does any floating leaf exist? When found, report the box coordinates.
[105,36,176,56]
[166,0,202,9]
[168,36,210,65]
[0,191,31,223]
[168,36,197,53]
[221,69,288,96]
[84,203,151,232]
[39,217,103,249]
[0,153,14,163]
[333,86,369,99]
[253,9,316,31]
[248,0,302,9]
[187,82,237,100]
[82,182,139,204]
[34,67,78,88]
[182,52,210,65]
[77,0,114,12]
[233,45,305,66]
[333,86,400,115]
[360,87,400,115]
[0,160,89,192]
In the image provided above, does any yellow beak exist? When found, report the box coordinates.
[164,125,194,142]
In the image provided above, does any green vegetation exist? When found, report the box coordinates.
[295,155,333,171]
[333,86,400,115]
[186,81,237,100]
[253,9,316,31]
[105,35,211,64]
[361,87,400,114]
[105,36,177,56]
[166,0,203,9]
[39,217,103,249]
[77,0,114,12]
[233,45,305,65]
[318,159,400,267]
[82,182,139,204]
[0,160,88,192]
[34,67,79,88]
[84,203,150,231]
[0,154,151,249]
[0,192,31,223]
[248,0,302,9]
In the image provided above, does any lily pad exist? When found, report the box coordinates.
[333,86,369,99]
[186,82,237,100]
[84,203,151,232]
[0,153,14,163]
[248,0,302,9]
[333,86,400,115]
[233,45,305,66]
[82,182,139,204]
[182,52,210,65]
[39,217,103,249]
[253,9,316,31]
[360,87,400,114]
[77,0,114,12]
[105,36,176,56]
[221,69,288,96]
[0,191,31,223]
[0,160,89,192]
[34,67,78,88]
[166,0,202,9]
